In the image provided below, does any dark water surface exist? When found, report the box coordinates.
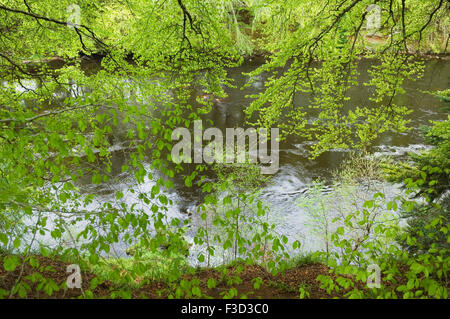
[170,58,449,210]
[14,58,449,259]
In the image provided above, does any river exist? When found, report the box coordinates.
[13,57,449,264]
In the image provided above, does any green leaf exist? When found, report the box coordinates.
[207,278,216,289]
[3,255,20,272]
[13,238,20,249]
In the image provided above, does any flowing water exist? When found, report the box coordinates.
[11,58,450,262]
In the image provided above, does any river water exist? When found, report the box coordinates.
[13,58,450,263]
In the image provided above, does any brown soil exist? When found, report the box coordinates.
[0,255,113,298]
[3,255,429,299]
[0,255,346,299]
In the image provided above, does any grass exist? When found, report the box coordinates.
[285,252,327,269]
[267,280,298,293]
[89,248,193,289]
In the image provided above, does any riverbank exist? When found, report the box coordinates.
[2,252,414,299]
[13,47,450,76]
[0,253,335,299]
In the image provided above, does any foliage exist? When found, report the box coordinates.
[383,117,449,202]
[397,196,449,256]
[297,152,391,257]
[244,0,448,157]
[194,162,288,270]
[91,248,191,288]
[0,0,448,299]
[315,193,449,299]
[382,93,449,258]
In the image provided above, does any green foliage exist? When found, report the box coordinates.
[296,152,448,299]
[0,0,448,299]
[298,283,311,299]
[0,0,242,298]
[315,194,449,299]
[91,248,191,288]
[397,196,449,256]
[382,104,449,258]
[244,0,446,157]
[285,252,326,269]
[194,162,288,271]
[383,116,449,202]
[297,156,391,259]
